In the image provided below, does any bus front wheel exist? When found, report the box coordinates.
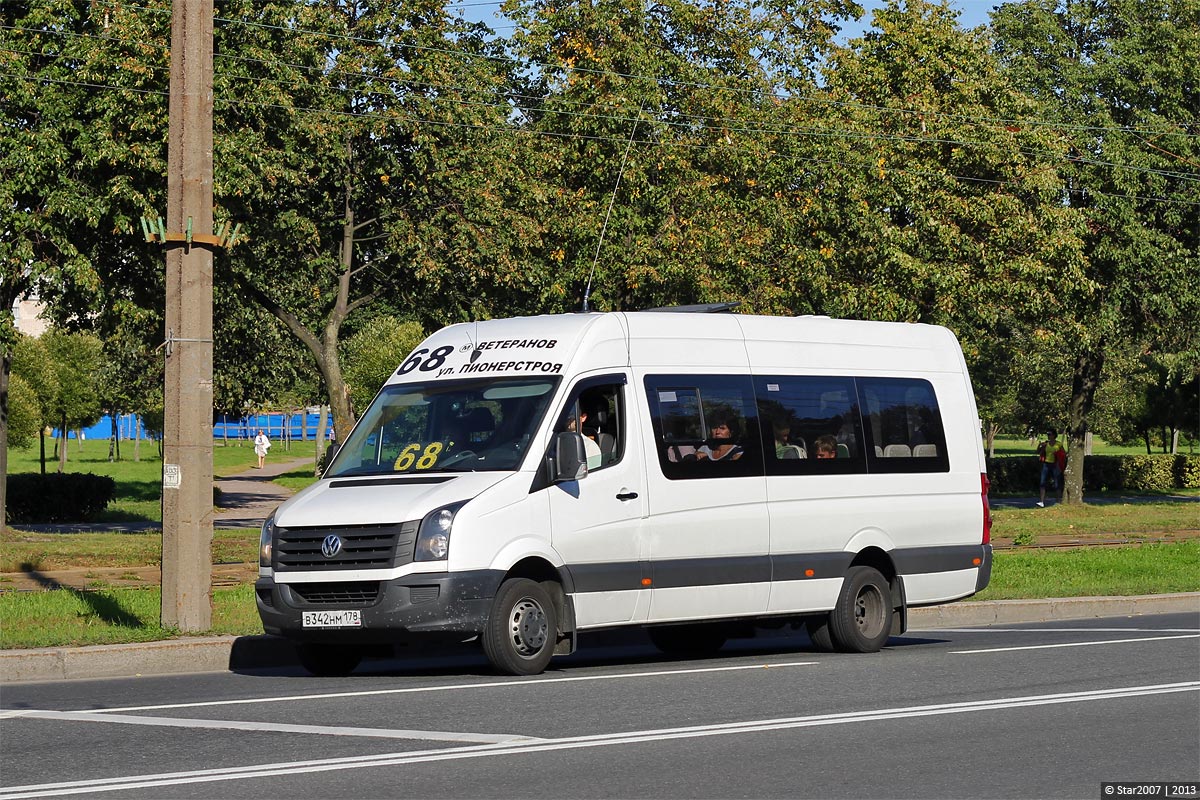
[482,578,558,675]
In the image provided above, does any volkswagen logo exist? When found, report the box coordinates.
[321,534,343,559]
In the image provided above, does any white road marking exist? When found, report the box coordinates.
[79,660,817,715]
[11,710,541,744]
[927,627,1200,634]
[2,682,1195,799]
[952,633,1200,654]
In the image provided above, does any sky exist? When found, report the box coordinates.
[449,0,999,36]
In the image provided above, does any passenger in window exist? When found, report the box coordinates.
[559,403,603,469]
[697,409,743,461]
[814,434,838,459]
[773,420,804,459]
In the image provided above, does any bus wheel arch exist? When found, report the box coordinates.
[483,558,575,674]
[808,548,900,653]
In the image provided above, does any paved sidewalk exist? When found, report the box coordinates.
[1,457,312,591]
[212,456,314,529]
[8,456,314,535]
[990,492,1199,510]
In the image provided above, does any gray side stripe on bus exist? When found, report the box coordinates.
[565,545,987,593]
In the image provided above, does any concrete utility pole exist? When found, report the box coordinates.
[161,0,215,631]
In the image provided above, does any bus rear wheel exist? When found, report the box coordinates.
[482,578,558,675]
[828,566,892,653]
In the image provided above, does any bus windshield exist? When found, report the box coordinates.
[326,377,561,477]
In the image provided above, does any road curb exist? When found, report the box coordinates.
[2,593,1197,684]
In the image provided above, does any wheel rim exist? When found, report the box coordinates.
[508,597,549,657]
[853,584,886,639]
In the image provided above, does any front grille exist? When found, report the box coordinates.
[290,581,381,605]
[274,521,418,571]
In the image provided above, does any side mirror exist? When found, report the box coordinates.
[552,431,588,483]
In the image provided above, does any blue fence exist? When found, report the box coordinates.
[54,414,150,441]
[213,412,334,442]
[52,412,334,441]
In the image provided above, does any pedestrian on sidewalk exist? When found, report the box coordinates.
[1036,427,1066,507]
[254,429,271,469]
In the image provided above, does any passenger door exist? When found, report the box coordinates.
[548,374,650,627]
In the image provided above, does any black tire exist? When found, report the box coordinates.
[805,617,835,652]
[296,642,363,677]
[482,578,558,675]
[828,566,892,653]
[648,623,727,657]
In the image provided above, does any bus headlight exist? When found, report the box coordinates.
[415,502,467,562]
[259,512,276,568]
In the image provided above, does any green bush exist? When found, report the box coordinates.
[985,454,1199,494]
[1174,455,1200,489]
[5,473,117,523]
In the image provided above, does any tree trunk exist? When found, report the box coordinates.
[315,404,329,477]
[985,421,998,458]
[58,413,68,473]
[1062,348,1104,505]
[0,345,9,533]
[223,145,378,446]
[1171,428,1180,455]
[39,427,46,475]
[134,416,141,462]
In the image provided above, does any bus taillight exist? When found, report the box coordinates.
[981,473,992,545]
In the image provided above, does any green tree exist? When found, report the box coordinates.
[4,372,41,450]
[340,316,426,415]
[214,0,528,441]
[10,334,58,474]
[810,1,1084,331]
[42,329,104,472]
[992,0,1200,502]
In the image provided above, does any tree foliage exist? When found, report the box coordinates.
[991,0,1200,501]
[3,0,1196,518]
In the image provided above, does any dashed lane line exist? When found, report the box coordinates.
[63,659,819,715]
[950,633,1199,654]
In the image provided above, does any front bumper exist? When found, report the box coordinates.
[256,569,505,643]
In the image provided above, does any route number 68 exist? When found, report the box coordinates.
[394,442,444,470]
[397,346,455,375]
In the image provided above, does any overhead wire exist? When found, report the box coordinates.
[5,29,1197,186]
[5,8,1199,199]
[6,15,1198,147]
[4,63,1198,208]
[65,4,1200,138]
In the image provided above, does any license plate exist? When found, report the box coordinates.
[302,609,362,628]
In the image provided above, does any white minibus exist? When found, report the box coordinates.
[256,308,992,675]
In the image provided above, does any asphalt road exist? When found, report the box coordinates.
[1,613,1197,800]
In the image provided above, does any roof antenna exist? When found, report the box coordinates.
[582,105,643,313]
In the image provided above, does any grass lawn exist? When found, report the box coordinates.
[0,528,258,573]
[975,540,1200,600]
[6,439,318,522]
[992,502,1200,544]
[0,584,261,649]
[986,434,1198,458]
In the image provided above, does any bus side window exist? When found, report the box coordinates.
[858,378,949,474]
[645,375,762,480]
